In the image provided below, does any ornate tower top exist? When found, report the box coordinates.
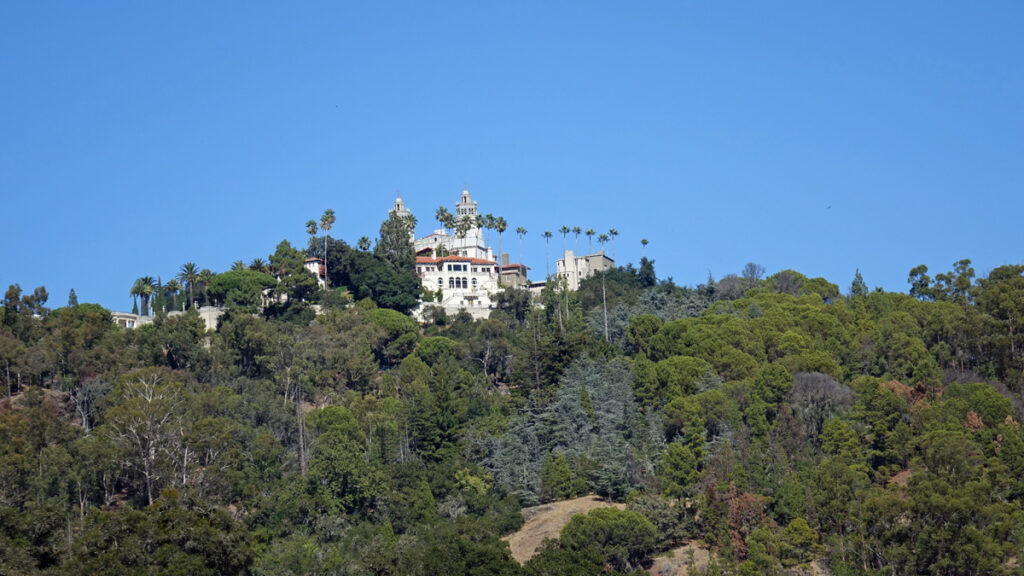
[390,194,411,219]
[455,188,478,220]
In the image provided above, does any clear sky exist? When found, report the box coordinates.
[2,2,1022,311]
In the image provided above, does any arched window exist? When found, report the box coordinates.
[449,277,454,289]
[463,277,468,289]
[438,277,443,287]
[471,278,477,289]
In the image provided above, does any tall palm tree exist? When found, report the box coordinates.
[495,216,508,284]
[559,225,570,254]
[358,236,371,251]
[177,262,199,308]
[166,279,182,311]
[483,213,496,245]
[305,219,318,252]
[586,229,595,254]
[573,226,581,253]
[455,216,471,239]
[320,209,336,289]
[198,269,214,306]
[516,227,527,267]
[435,206,453,236]
[608,229,619,261]
[641,238,649,258]
[542,231,553,278]
[131,276,155,316]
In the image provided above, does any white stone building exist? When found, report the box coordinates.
[402,189,527,320]
[414,255,501,319]
[555,250,614,291]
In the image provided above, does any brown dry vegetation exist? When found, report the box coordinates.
[502,495,624,564]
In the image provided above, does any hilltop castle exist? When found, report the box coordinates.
[395,189,612,320]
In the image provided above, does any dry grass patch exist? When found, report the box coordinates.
[503,494,624,564]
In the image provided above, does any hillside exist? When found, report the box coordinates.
[2,258,1023,575]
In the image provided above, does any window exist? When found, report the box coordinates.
[471,278,477,289]
[463,277,468,289]
[449,277,454,288]
[438,277,443,287]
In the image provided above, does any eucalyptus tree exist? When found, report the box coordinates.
[320,209,336,289]
[586,228,595,254]
[542,231,553,277]
[609,228,619,260]
[177,263,199,308]
[573,226,582,253]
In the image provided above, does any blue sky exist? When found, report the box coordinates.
[2,2,1022,311]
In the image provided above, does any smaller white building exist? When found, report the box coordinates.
[555,250,615,291]
[304,258,326,290]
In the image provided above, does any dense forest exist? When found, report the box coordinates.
[2,214,1024,575]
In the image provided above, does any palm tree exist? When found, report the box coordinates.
[177,262,199,308]
[435,206,453,235]
[166,279,182,311]
[572,226,581,253]
[131,276,155,316]
[198,269,214,306]
[455,216,471,239]
[320,209,336,289]
[542,231,553,278]
[305,219,318,249]
[516,227,527,267]
[129,281,140,314]
[608,229,619,261]
[586,229,595,254]
[358,236,371,251]
[598,233,609,254]
[483,213,496,245]
[559,225,570,254]
[231,260,246,272]
[249,258,268,273]
[495,216,508,284]
[403,214,417,237]
[641,238,649,259]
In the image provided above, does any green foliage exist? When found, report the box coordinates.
[61,496,253,575]
[560,507,658,572]
[9,256,1024,576]
[206,269,276,312]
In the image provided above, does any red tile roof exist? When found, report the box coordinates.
[416,256,496,265]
